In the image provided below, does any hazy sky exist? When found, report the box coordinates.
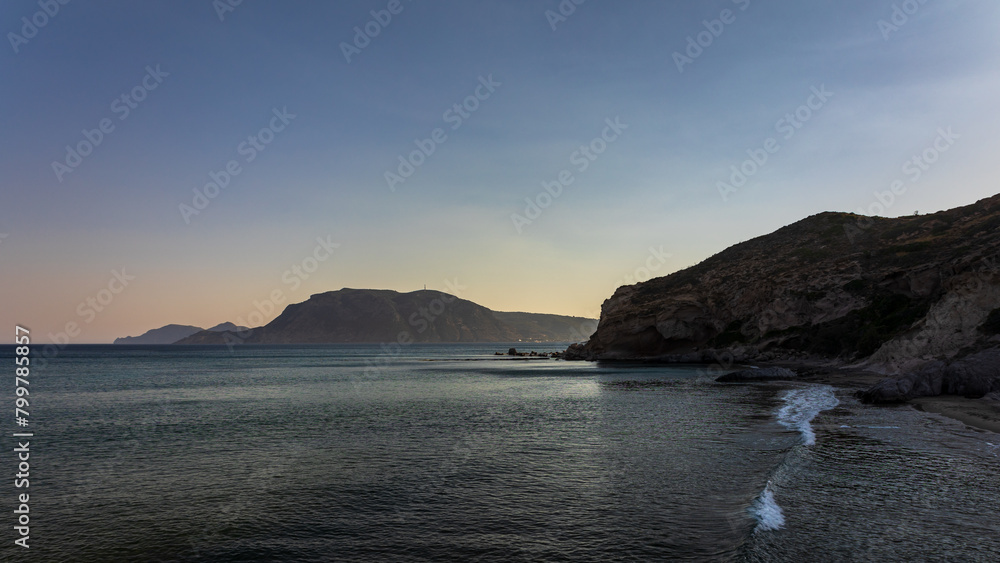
[2,0,999,344]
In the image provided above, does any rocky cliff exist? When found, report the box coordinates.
[566,194,1000,400]
[175,288,596,345]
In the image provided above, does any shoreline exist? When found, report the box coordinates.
[910,395,1000,435]
[563,354,1000,435]
[764,361,1000,435]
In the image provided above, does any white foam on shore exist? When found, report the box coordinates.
[750,482,785,532]
[749,386,840,534]
[776,385,840,446]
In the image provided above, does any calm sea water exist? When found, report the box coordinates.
[2,344,999,562]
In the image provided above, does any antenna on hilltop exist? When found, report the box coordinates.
[424,284,426,290]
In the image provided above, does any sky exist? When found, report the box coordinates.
[1,0,999,344]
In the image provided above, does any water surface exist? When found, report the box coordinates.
[3,344,998,561]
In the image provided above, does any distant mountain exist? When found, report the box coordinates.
[174,289,597,345]
[493,311,597,342]
[114,324,204,345]
[206,322,249,333]
[114,321,248,344]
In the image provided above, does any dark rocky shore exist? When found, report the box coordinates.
[859,348,1000,403]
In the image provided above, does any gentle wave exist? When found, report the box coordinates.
[750,481,786,532]
[776,385,840,446]
[750,385,840,534]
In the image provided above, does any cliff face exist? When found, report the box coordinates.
[175,289,596,344]
[569,195,1000,375]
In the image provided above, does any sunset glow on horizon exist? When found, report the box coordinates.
[3,0,1000,343]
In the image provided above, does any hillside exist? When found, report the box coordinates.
[492,311,598,342]
[175,289,596,344]
[566,194,1000,386]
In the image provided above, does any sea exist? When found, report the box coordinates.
[3,343,999,562]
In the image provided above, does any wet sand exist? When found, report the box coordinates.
[911,395,1000,434]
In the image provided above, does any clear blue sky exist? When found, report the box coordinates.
[2,0,999,343]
